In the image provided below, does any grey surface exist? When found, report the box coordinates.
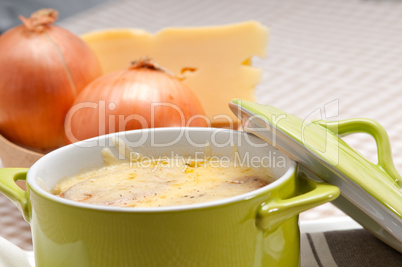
[0,0,108,33]
[324,229,402,266]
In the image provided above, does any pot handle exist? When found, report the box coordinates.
[256,172,339,232]
[315,118,401,188]
[0,168,30,222]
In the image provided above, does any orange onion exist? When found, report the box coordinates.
[65,58,208,143]
[0,9,102,150]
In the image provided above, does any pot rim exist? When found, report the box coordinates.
[27,127,297,213]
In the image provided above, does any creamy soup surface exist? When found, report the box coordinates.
[51,157,274,208]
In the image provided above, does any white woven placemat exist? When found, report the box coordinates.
[1,0,402,250]
[59,0,402,167]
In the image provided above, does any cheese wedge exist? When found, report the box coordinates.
[81,21,268,127]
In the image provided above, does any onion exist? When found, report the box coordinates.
[0,9,102,150]
[65,58,208,143]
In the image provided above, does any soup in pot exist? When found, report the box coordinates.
[51,156,274,208]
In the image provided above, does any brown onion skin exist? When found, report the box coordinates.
[65,66,208,143]
[0,23,102,150]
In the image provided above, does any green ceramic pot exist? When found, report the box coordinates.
[0,128,339,267]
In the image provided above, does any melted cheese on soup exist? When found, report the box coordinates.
[51,157,273,207]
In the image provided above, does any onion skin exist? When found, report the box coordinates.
[0,9,102,150]
[65,61,208,143]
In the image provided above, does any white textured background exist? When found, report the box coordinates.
[1,0,402,250]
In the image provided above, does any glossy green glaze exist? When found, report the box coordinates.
[0,128,339,266]
[0,166,338,267]
[0,168,30,221]
[231,99,402,219]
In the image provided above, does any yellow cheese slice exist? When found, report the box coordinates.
[81,21,268,127]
